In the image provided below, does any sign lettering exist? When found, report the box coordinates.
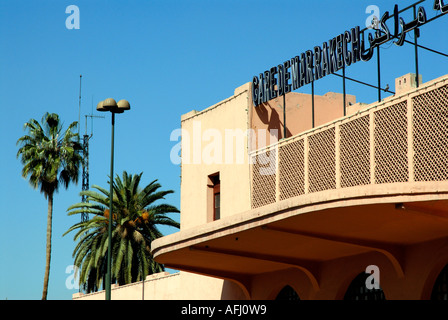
[252,1,447,107]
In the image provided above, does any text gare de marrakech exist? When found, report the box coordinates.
[252,26,364,108]
[252,2,438,107]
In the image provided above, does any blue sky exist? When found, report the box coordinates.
[1,0,447,300]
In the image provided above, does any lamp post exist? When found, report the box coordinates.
[97,98,130,300]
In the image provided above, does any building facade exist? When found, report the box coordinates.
[74,73,448,300]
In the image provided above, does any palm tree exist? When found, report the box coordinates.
[64,171,180,293]
[16,112,82,300]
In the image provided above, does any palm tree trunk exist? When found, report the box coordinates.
[42,193,53,300]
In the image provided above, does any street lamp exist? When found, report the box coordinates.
[97,98,131,300]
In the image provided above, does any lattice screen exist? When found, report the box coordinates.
[279,139,305,200]
[250,81,448,209]
[308,128,336,193]
[340,115,371,188]
[251,148,277,208]
[413,85,448,182]
[374,101,408,184]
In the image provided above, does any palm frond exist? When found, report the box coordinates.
[64,170,180,293]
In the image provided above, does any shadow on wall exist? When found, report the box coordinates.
[255,102,291,141]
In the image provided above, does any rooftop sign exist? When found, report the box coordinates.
[252,0,448,107]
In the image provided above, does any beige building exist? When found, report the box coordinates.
[74,73,448,300]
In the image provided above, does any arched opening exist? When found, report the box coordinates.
[275,285,300,301]
[431,264,448,300]
[344,272,386,300]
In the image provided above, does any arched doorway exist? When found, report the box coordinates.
[344,272,386,300]
[431,264,448,300]
[275,285,300,300]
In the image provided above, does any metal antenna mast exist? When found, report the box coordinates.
[78,75,104,223]
[81,112,104,222]
[81,130,89,223]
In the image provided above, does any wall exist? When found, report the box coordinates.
[250,90,356,146]
[179,83,252,230]
[73,271,246,300]
[248,238,448,300]
[179,83,358,230]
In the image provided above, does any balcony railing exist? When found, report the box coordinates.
[250,76,448,209]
